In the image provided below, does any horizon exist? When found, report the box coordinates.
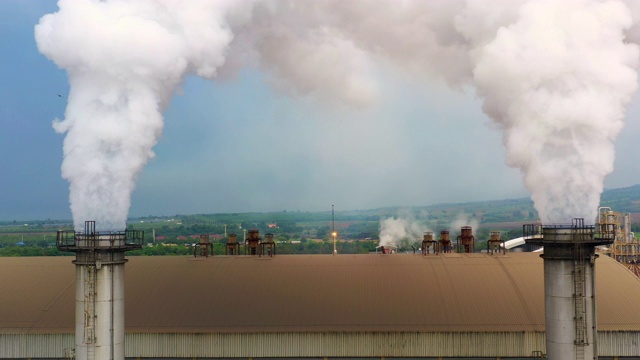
[5,183,639,225]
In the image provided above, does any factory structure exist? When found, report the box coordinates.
[1,247,640,358]
[598,207,640,277]
[1,214,640,359]
[524,218,614,360]
[55,221,143,360]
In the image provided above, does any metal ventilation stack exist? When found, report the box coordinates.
[421,231,436,254]
[487,231,505,255]
[246,229,261,255]
[194,234,212,257]
[456,226,475,253]
[439,230,452,253]
[57,221,143,360]
[226,233,238,255]
[524,218,615,360]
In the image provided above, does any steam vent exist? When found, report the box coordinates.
[56,221,143,360]
[524,218,615,360]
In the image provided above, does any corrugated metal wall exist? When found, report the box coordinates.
[0,334,74,358]
[124,332,546,358]
[1,331,638,358]
[2,332,544,358]
[598,331,640,357]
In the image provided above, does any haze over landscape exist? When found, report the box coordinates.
[2,1,640,228]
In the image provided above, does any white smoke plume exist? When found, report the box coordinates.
[450,213,480,236]
[473,0,639,223]
[378,216,429,249]
[36,0,639,230]
[35,0,249,230]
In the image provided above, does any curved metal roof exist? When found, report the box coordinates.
[1,253,639,334]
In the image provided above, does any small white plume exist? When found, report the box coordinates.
[450,213,480,235]
[378,217,428,249]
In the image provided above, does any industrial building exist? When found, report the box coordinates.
[599,207,640,277]
[2,252,640,359]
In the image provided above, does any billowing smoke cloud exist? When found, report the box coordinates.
[473,0,639,223]
[35,0,248,230]
[36,0,639,230]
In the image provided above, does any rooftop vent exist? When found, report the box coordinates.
[422,231,437,255]
[226,233,238,255]
[246,229,261,255]
[439,230,452,253]
[487,231,505,255]
[194,234,212,258]
[457,226,475,253]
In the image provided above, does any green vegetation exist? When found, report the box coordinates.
[2,185,640,256]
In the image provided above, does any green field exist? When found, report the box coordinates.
[2,185,639,256]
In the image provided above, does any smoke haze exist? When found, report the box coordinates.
[36,0,639,230]
[450,213,480,236]
[378,216,429,249]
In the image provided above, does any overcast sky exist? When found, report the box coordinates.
[2,1,640,222]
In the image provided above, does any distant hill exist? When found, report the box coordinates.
[338,184,640,227]
[3,185,640,228]
[599,184,640,213]
[3,185,640,255]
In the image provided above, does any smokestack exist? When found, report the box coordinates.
[57,221,143,360]
[524,218,615,359]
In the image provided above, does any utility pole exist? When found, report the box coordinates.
[332,205,337,255]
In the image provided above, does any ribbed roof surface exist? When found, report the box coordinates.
[1,253,639,334]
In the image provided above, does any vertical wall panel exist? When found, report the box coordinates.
[0,334,74,358]
[0,331,638,358]
[124,332,546,358]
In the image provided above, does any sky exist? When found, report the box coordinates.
[2,0,640,223]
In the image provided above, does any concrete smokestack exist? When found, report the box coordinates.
[524,219,614,359]
[57,221,143,360]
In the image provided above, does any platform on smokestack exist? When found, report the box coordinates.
[523,218,615,247]
[56,220,144,252]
